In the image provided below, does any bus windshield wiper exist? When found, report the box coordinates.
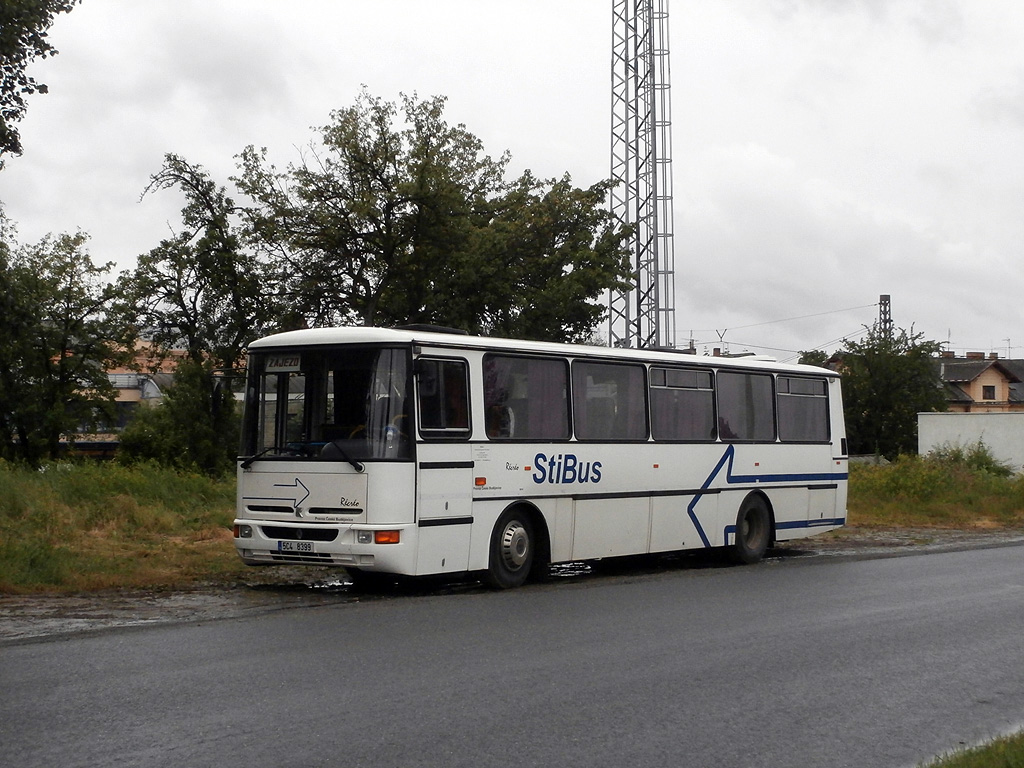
[321,439,365,473]
[239,445,304,469]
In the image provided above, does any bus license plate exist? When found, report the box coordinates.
[277,540,314,553]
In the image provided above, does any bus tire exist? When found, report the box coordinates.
[485,509,535,589]
[730,495,771,565]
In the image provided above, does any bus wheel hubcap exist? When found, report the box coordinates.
[500,522,529,570]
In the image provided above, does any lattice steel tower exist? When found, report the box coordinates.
[609,0,676,348]
[878,294,892,337]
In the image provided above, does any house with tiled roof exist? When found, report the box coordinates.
[922,353,1024,470]
[934,353,1024,412]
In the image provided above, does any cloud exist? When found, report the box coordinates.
[2,0,1024,359]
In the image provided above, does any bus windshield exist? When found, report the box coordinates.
[240,346,412,462]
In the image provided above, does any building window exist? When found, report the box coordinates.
[982,385,996,401]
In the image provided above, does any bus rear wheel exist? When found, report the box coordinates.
[485,510,534,589]
[730,495,771,565]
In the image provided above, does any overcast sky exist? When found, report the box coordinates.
[2,0,1023,360]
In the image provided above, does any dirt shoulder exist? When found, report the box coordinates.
[3,526,1022,646]
[778,525,1024,555]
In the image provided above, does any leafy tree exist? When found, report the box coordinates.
[117,359,239,476]
[236,89,630,341]
[117,154,270,474]
[236,90,505,329]
[798,350,829,367]
[123,153,276,372]
[120,92,632,471]
[467,172,631,342]
[0,209,25,455]
[0,224,129,463]
[0,0,79,165]
[839,324,946,459]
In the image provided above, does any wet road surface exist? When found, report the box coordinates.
[2,527,1020,644]
[1,536,1023,768]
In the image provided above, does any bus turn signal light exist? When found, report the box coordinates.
[475,477,487,486]
[374,530,401,544]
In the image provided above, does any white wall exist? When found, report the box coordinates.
[918,412,1024,472]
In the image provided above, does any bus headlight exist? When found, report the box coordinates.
[356,530,373,544]
[235,524,253,539]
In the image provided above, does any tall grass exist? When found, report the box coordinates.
[3,443,1024,594]
[0,460,242,593]
[920,730,1024,768]
[849,443,1024,529]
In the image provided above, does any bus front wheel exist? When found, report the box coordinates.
[485,510,534,589]
[730,495,771,565]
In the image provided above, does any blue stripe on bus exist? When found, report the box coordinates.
[776,518,848,530]
[688,444,848,548]
[723,518,847,546]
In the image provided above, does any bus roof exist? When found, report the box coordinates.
[248,326,838,377]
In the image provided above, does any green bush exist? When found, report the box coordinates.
[849,444,1024,528]
[117,359,240,477]
[927,440,1015,477]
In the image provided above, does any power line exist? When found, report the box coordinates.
[777,327,871,363]
[686,302,878,335]
[683,323,871,364]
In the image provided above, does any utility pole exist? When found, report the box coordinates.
[608,0,676,348]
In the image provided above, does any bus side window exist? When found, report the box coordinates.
[572,361,648,441]
[417,358,470,437]
[649,367,716,441]
[777,376,829,442]
[716,371,775,442]
[484,355,569,440]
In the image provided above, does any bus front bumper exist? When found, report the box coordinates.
[232,519,415,573]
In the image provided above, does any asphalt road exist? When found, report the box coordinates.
[2,544,1023,768]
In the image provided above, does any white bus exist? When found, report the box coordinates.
[233,326,848,588]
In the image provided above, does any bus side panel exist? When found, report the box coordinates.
[808,485,837,522]
[759,486,810,537]
[719,443,836,543]
[834,465,849,523]
[415,525,472,575]
[414,444,475,575]
[465,497,573,572]
[571,497,650,560]
[548,496,575,563]
[649,494,714,554]
[465,500,508,573]
[830,376,850,525]
[416,458,474,521]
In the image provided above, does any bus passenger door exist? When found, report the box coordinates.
[413,356,474,574]
[415,450,474,573]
